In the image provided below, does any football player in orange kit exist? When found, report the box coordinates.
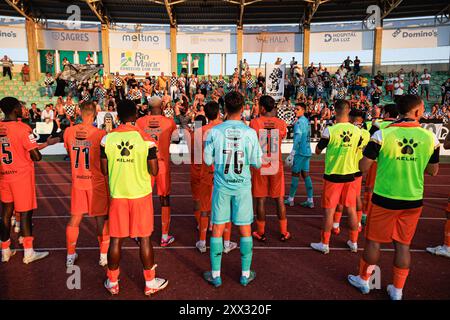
[136,96,177,246]
[63,101,110,267]
[0,97,59,263]
[250,95,290,241]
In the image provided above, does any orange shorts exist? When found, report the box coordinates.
[191,177,202,200]
[0,174,37,212]
[321,179,357,209]
[152,164,171,196]
[109,194,154,238]
[71,185,109,216]
[365,203,422,245]
[251,166,285,198]
[365,162,377,189]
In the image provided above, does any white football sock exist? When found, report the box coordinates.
[212,270,220,278]
[242,270,250,278]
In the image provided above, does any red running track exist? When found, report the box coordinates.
[0,161,449,300]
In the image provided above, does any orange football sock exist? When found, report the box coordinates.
[161,206,171,235]
[107,268,120,283]
[393,266,409,289]
[223,222,232,242]
[359,258,375,281]
[22,236,34,250]
[363,192,370,213]
[1,239,10,249]
[199,216,209,241]
[445,219,450,247]
[194,210,201,226]
[357,210,363,224]
[66,226,79,255]
[333,211,342,224]
[98,222,110,254]
[279,219,288,235]
[143,268,156,282]
[256,220,265,235]
[321,231,331,245]
[349,230,359,243]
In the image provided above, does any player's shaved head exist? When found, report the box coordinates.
[224,91,244,115]
[334,99,350,116]
[383,103,399,119]
[397,95,423,116]
[0,97,21,116]
[148,96,162,115]
[259,95,275,113]
[80,101,96,116]
[117,100,137,123]
[349,108,364,122]
[204,101,220,121]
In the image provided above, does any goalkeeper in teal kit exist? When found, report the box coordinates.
[203,91,262,287]
[285,102,314,208]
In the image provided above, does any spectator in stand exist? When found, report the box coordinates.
[393,79,405,103]
[41,104,54,122]
[29,103,41,123]
[385,72,395,99]
[409,79,419,96]
[62,57,70,67]
[441,78,450,104]
[81,87,91,102]
[374,71,384,88]
[192,55,200,76]
[54,73,67,97]
[181,57,188,75]
[157,72,168,94]
[45,51,54,73]
[113,72,125,100]
[257,72,265,94]
[44,72,55,97]
[21,63,30,85]
[1,55,13,80]
[343,56,353,72]
[420,68,431,101]
[169,72,179,101]
[353,56,361,75]
[85,53,94,64]
[94,83,107,108]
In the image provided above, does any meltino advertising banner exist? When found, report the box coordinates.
[109,31,167,50]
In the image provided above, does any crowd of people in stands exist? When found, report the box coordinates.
[2,53,450,130]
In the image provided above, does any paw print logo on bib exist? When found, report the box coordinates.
[117,141,134,157]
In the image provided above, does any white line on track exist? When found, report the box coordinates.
[36,195,449,200]
[35,182,450,187]
[8,246,432,253]
[32,214,446,220]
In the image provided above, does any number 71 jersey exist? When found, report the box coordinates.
[204,120,262,194]
[63,124,107,190]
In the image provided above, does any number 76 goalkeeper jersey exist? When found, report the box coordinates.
[204,120,262,195]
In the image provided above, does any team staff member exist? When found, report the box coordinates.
[348,95,439,300]
[102,100,168,296]
[137,96,177,247]
[63,101,110,267]
[332,109,370,235]
[426,130,450,258]
[285,103,314,208]
[251,95,290,242]
[0,97,59,263]
[311,100,362,254]
[203,92,262,287]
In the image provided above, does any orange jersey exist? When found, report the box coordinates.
[136,115,176,165]
[250,116,287,169]
[63,124,106,190]
[0,121,38,182]
[190,120,222,182]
